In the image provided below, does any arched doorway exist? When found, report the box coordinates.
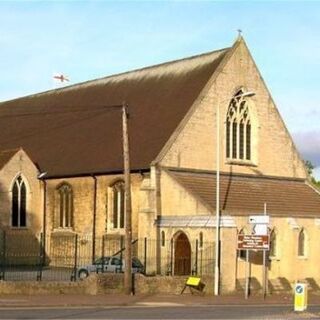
[174,232,191,275]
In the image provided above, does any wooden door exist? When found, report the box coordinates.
[174,233,191,275]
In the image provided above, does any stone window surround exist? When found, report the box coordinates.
[54,182,74,230]
[10,173,30,229]
[224,89,258,167]
[106,180,125,234]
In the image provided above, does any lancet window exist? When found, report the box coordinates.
[112,181,125,229]
[57,183,73,228]
[12,176,27,227]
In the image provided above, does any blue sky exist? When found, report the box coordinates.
[0,1,319,178]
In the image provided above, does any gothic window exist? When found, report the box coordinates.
[199,232,203,248]
[269,229,277,258]
[298,229,306,257]
[226,90,252,161]
[161,231,165,247]
[238,228,247,259]
[57,183,73,228]
[12,176,27,227]
[112,181,125,229]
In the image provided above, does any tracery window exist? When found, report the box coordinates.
[298,228,306,257]
[226,90,252,161]
[112,181,125,229]
[12,176,27,227]
[57,183,73,228]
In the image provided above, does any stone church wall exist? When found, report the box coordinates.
[160,39,306,180]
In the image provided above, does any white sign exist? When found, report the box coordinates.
[252,224,268,235]
[249,215,269,225]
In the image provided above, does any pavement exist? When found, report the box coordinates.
[0,292,319,308]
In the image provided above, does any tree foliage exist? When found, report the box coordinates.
[305,160,320,188]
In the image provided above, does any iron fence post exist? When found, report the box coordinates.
[37,233,43,281]
[194,239,198,275]
[120,236,124,273]
[170,238,173,276]
[0,231,5,280]
[101,236,105,273]
[144,237,147,275]
[72,234,78,281]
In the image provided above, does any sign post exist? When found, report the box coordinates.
[262,203,267,299]
[245,249,249,299]
[238,211,270,299]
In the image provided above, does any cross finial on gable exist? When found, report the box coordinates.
[237,29,243,39]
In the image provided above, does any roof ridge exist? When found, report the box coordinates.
[0,47,230,105]
[166,166,306,183]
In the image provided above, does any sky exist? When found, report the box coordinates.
[0,0,319,179]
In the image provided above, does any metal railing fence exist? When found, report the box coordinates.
[0,230,215,281]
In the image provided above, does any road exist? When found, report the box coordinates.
[0,304,319,319]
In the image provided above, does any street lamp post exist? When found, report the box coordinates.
[214,91,255,296]
[37,171,47,279]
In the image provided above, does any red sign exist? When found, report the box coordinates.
[237,234,269,250]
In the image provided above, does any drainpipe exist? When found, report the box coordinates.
[92,175,97,263]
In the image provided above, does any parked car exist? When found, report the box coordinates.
[77,256,144,279]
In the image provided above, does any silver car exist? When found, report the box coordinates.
[77,256,144,279]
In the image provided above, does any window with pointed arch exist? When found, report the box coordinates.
[238,228,247,260]
[199,232,203,248]
[269,229,277,258]
[111,181,125,229]
[57,183,73,228]
[12,175,27,227]
[298,228,307,257]
[226,90,252,161]
[161,231,165,247]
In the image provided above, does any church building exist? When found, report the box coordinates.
[0,36,319,292]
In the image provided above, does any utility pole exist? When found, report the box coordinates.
[122,102,133,295]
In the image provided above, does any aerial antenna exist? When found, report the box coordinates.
[237,29,243,39]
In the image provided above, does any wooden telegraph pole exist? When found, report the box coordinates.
[122,103,133,295]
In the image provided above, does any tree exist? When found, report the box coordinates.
[304,160,320,188]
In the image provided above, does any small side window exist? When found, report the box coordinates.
[199,232,203,248]
[161,231,165,247]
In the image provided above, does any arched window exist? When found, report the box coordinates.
[226,90,252,161]
[161,231,165,247]
[12,176,27,227]
[112,181,125,229]
[298,229,306,257]
[269,229,277,258]
[57,183,73,228]
[199,232,203,248]
[238,228,247,259]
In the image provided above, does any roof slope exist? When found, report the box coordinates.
[169,169,320,217]
[0,48,228,178]
[0,149,20,171]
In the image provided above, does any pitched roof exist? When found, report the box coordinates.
[0,149,20,171]
[0,48,229,178]
[168,169,320,217]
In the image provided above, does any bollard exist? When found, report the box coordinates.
[294,282,307,312]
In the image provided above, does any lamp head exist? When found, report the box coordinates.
[38,172,47,180]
